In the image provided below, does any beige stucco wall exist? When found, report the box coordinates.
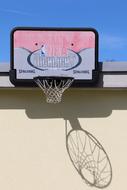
[0,89,126,190]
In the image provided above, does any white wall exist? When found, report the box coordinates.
[0,89,126,190]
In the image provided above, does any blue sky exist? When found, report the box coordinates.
[0,0,127,62]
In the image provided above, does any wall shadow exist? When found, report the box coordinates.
[0,89,127,119]
[0,90,127,119]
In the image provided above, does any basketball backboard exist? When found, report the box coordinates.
[10,27,99,87]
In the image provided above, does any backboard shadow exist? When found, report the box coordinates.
[0,89,127,119]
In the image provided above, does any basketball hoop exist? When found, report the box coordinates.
[34,76,74,104]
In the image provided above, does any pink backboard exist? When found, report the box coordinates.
[10,27,99,87]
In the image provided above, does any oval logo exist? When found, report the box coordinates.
[27,48,81,71]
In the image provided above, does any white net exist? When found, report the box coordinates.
[34,77,74,103]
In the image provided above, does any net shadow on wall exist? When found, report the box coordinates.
[65,119,112,188]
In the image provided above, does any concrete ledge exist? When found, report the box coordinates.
[102,61,127,72]
[1,62,127,88]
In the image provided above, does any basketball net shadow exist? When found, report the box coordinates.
[65,118,112,189]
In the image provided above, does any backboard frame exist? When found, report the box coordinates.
[10,27,99,87]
